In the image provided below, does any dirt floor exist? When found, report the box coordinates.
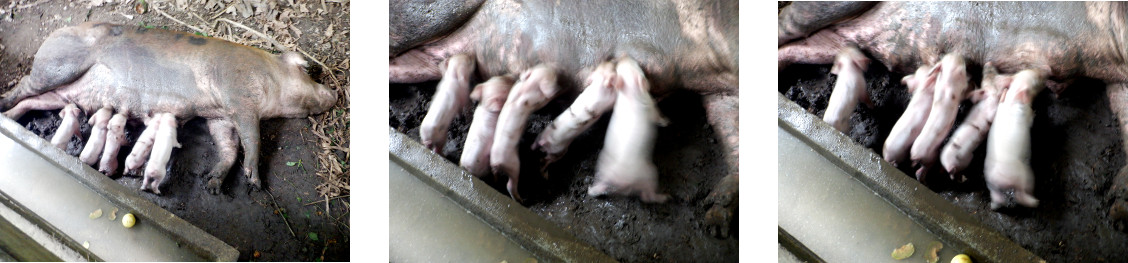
[780,63,1128,262]
[390,82,739,262]
[0,0,349,261]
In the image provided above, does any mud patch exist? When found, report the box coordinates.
[390,82,738,262]
[780,63,1128,262]
[0,1,349,261]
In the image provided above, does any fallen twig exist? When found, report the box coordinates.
[151,3,207,35]
[265,190,297,238]
[303,195,349,206]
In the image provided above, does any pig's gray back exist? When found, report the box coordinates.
[61,23,280,120]
[458,0,737,94]
[854,2,1128,83]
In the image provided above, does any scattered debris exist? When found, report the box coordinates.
[89,209,103,219]
[950,254,972,263]
[925,241,943,263]
[122,213,135,228]
[892,242,915,260]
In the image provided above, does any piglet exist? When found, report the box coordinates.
[941,64,1012,180]
[985,69,1044,209]
[588,58,668,203]
[460,76,514,177]
[99,113,127,175]
[883,65,938,165]
[822,46,872,132]
[420,54,475,153]
[141,113,180,194]
[910,54,970,181]
[79,107,112,165]
[50,104,82,150]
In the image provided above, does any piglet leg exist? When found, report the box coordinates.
[79,107,112,165]
[534,62,619,166]
[420,54,475,153]
[98,113,127,175]
[588,58,669,203]
[940,64,1012,180]
[984,69,1045,210]
[822,46,871,133]
[124,117,161,175]
[50,104,82,150]
[491,65,560,203]
[883,65,938,165]
[910,54,970,182]
[141,113,181,194]
[459,76,514,177]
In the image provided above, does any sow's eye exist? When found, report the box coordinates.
[304,63,323,79]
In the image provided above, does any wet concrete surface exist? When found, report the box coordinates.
[391,82,738,262]
[780,63,1128,262]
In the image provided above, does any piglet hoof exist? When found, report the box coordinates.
[1108,168,1128,231]
[206,178,223,195]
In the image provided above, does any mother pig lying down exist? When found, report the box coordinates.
[0,22,337,195]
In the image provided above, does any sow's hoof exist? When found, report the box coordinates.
[1109,168,1128,231]
[206,177,224,195]
[704,174,738,238]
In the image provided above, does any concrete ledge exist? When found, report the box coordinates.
[390,128,616,263]
[777,94,1043,262]
[0,115,237,261]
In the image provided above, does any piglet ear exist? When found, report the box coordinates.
[281,52,308,67]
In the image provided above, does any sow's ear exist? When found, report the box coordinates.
[280,52,309,68]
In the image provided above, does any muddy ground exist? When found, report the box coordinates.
[390,82,738,262]
[780,63,1128,262]
[0,0,349,261]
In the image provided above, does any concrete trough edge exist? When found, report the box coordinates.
[0,116,238,261]
[389,128,617,263]
[777,94,1044,262]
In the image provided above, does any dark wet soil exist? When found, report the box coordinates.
[780,63,1128,262]
[0,1,348,261]
[390,82,738,262]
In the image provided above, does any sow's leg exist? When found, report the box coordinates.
[1105,83,1128,230]
[588,58,668,203]
[142,113,180,194]
[984,70,1045,210]
[124,117,161,175]
[50,104,83,150]
[0,24,98,112]
[98,113,128,175]
[702,92,739,238]
[459,76,514,177]
[420,54,475,154]
[534,62,619,167]
[79,107,112,165]
[777,1,877,46]
[822,46,872,133]
[490,65,560,203]
[2,91,69,120]
[205,118,239,194]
